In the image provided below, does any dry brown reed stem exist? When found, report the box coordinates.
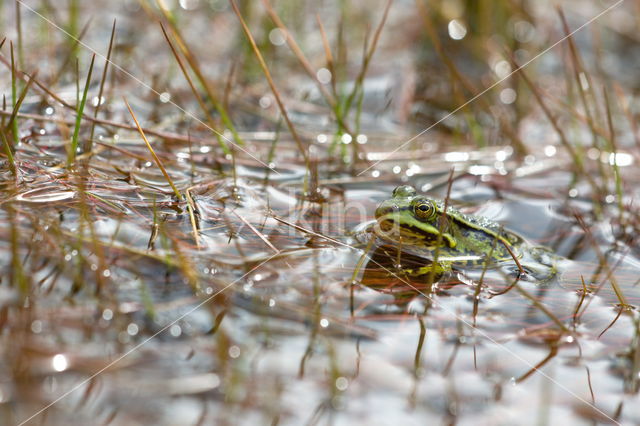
[612,83,640,152]
[514,57,600,194]
[229,0,310,169]
[316,15,337,99]
[342,0,392,114]
[560,8,605,119]
[75,175,108,295]
[558,9,602,140]
[168,235,200,292]
[417,1,527,156]
[152,0,243,148]
[558,8,609,188]
[147,216,160,251]
[185,189,201,249]
[513,283,570,334]
[15,0,23,69]
[602,86,625,224]
[87,19,117,153]
[571,276,590,326]
[597,306,624,339]
[7,204,28,295]
[49,17,93,87]
[573,212,628,307]
[124,98,182,200]
[270,215,344,247]
[501,239,524,276]
[551,94,611,141]
[261,0,354,135]
[159,22,229,153]
[515,344,559,383]
[527,82,636,174]
[233,211,279,254]
[223,60,237,113]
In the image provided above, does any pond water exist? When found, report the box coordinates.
[1,1,640,425]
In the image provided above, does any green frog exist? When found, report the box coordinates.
[373,185,557,280]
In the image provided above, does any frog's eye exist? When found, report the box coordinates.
[414,201,435,220]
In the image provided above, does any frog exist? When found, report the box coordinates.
[372,185,557,281]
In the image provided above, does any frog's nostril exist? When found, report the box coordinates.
[392,185,416,198]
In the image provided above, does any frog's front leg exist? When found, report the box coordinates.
[403,261,452,281]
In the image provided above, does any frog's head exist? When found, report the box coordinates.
[374,185,455,248]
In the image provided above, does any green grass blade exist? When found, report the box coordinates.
[1,126,16,176]
[67,54,95,167]
[10,41,19,146]
[4,71,37,135]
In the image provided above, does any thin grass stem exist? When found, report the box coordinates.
[124,98,182,200]
[153,1,244,148]
[159,22,231,155]
[229,0,310,187]
[185,188,200,248]
[602,86,624,225]
[68,54,95,167]
[262,0,353,135]
[87,19,116,154]
[0,125,16,176]
[49,17,93,87]
[10,41,19,146]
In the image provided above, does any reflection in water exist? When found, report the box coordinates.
[359,245,448,302]
[357,242,595,390]
[355,227,640,418]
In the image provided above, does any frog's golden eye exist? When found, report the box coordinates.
[414,201,434,219]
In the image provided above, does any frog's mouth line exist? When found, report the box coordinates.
[374,215,456,248]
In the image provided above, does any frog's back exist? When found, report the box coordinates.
[438,204,523,264]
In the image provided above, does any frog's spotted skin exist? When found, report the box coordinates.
[373,185,549,273]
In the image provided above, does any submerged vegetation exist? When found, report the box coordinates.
[1,0,640,424]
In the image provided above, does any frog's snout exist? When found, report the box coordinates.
[374,201,397,220]
[374,202,400,235]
